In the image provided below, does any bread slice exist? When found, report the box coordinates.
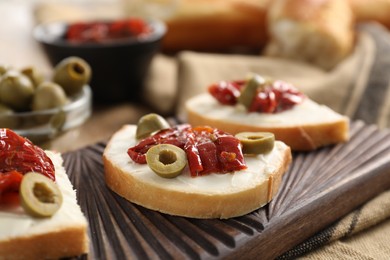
[186,93,349,151]
[0,151,88,259]
[103,124,292,219]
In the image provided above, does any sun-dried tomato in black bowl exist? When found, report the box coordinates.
[65,18,152,43]
[33,18,166,103]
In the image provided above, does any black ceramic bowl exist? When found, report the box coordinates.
[33,18,166,104]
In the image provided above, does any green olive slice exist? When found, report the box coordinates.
[237,74,266,109]
[136,113,170,139]
[20,172,63,218]
[146,144,187,178]
[235,132,275,154]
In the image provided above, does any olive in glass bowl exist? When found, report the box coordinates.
[0,85,91,144]
[33,18,166,104]
[0,58,92,144]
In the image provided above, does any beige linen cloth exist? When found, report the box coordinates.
[34,3,390,257]
[143,24,390,259]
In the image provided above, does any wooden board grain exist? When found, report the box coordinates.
[63,121,390,259]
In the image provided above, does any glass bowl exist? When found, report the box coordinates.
[0,85,92,144]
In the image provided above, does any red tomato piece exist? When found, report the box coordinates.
[66,18,151,43]
[196,141,219,175]
[209,79,306,113]
[0,129,55,181]
[216,136,246,172]
[249,88,277,113]
[0,171,23,206]
[208,80,245,105]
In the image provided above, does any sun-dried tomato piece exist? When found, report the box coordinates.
[210,78,305,113]
[0,171,23,206]
[128,124,247,177]
[66,18,151,43]
[208,80,244,105]
[0,129,55,181]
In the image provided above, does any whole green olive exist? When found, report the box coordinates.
[0,70,34,111]
[136,113,170,139]
[146,144,187,178]
[0,103,19,128]
[238,75,266,109]
[32,82,68,111]
[0,103,13,113]
[21,66,44,88]
[0,64,11,76]
[52,57,91,96]
[20,172,63,218]
[235,132,275,154]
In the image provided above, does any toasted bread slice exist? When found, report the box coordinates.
[0,151,89,259]
[186,93,349,151]
[103,124,291,219]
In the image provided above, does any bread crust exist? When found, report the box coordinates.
[0,226,88,260]
[162,0,270,52]
[103,125,292,219]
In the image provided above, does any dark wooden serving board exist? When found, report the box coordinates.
[64,121,390,260]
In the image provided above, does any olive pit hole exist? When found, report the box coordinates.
[72,63,85,75]
[248,135,264,140]
[33,182,56,203]
[159,150,177,165]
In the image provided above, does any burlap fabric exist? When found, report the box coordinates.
[143,23,390,259]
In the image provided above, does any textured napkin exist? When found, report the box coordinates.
[152,23,389,259]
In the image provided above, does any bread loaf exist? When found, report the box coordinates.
[161,0,270,52]
[0,151,89,259]
[264,0,355,70]
[186,93,349,151]
[103,124,292,219]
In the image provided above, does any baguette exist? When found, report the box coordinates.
[186,93,349,151]
[264,0,355,70]
[103,124,291,219]
[0,151,88,259]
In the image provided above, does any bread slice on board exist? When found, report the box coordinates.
[186,93,349,151]
[103,124,292,219]
[0,151,89,259]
